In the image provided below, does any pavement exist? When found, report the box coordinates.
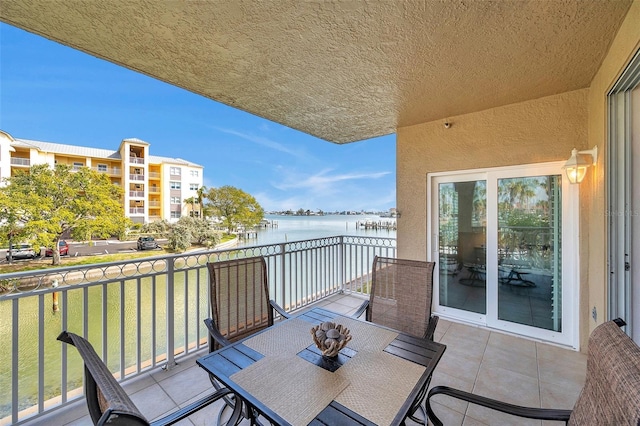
[1,239,167,263]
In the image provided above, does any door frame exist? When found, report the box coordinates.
[427,161,581,348]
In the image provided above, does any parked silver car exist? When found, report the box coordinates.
[136,236,159,250]
[5,243,38,260]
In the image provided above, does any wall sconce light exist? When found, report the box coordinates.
[563,146,598,184]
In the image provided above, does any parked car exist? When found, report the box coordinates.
[137,236,159,250]
[5,243,38,260]
[45,240,69,257]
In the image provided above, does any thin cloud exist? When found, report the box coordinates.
[275,169,391,190]
[213,127,305,158]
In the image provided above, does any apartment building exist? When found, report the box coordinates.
[0,130,204,224]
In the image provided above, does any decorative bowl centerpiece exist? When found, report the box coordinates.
[310,321,352,358]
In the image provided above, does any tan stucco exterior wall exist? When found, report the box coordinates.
[397,88,588,259]
[586,0,640,341]
[396,88,589,343]
[396,0,640,350]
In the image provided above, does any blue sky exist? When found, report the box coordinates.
[0,23,396,213]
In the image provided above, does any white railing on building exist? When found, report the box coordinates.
[148,171,160,179]
[0,236,395,424]
[129,191,145,198]
[9,158,30,166]
[129,157,145,164]
[92,166,122,176]
[129,207,145,214]
[129,174,145,181]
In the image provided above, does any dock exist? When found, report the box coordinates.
[355,219,397,230]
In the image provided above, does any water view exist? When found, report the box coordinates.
[0,215,395,420]
[238,214,396,246]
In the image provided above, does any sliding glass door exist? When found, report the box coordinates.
[429,163,577,346]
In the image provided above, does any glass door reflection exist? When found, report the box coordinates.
[497,176,562,331]
[438,180,487,314]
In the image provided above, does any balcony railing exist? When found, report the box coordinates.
[92,166,122,176]
[148,171,160,179]
[129,207,145,214]
[129,174,145,181]
[10,158,31,166]
[129,190,145,198]
[129,157,144,164]
[0,236,395,424]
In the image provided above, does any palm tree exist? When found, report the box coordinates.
[196,186,207,218]
[184,197,196,217]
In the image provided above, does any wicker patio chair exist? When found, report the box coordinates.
[354,256,438,341]
[426,318,640,425]
[352,256,438,425]
[58,331,241,426]
[203,256,289,424]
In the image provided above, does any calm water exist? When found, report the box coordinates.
[237,214,396,246]
[1,214,395,419]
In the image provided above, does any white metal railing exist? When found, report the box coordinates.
[0,236,394,424]
[129,174,145,181]
[129,190,145,198]
[92,166,122,176]
[10,158,30,166]
[129,207,145,214]
[148,171,160,179]
[129,157,145,164]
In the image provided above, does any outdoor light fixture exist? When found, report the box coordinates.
[563,146,598,184]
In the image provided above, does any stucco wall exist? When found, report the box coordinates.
[586,0,640,341]
[396,0,640,350]
[397,88,588,259]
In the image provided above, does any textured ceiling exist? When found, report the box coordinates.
[0,0,633,143]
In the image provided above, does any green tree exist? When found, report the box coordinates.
[167,220,191,252]
[196,186,207,218]
[0,185,32,263]
[205,186,264,234]
[184,196,197,217]
[3,164,129,265]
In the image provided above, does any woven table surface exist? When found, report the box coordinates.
[231,313,425,425]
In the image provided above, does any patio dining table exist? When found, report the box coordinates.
[197,307,446,425]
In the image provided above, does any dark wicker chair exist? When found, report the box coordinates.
[426,318,640,425]
[353,256,438,425]
[354,256,438,341]
[203,256,289,424]
[58,331,241,426]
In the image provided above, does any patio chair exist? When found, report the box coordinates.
[204,256,289,423]
[354,256,438,341]
[353,256,438,425]
[57,331,241,426]
[426,318,640,426]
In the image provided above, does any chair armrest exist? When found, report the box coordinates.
[203,318,232,349]
[151,387,241,426]
[424,315,439,341]
[352,300,369,318]
[270,299,290,319]
[426,386,572,426]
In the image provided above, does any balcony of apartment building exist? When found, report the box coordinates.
[129,199,145,215]
[9,157,30,167]
[148,170,160,179]
[148,185,160,194]
[129,183,145,198]
[0,236,592,426]
[92,165,121,176]
[129,167,145,181]
[129,148,145,165]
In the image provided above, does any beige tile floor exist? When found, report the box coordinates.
[25,294,587,426]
